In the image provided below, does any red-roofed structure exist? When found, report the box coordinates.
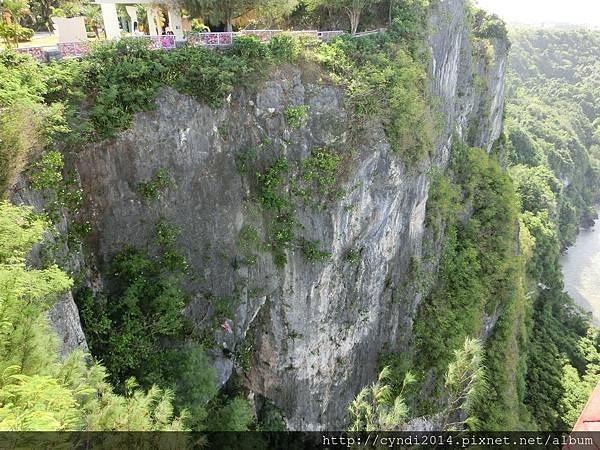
[573,382,600,432]
[564,382,600,450]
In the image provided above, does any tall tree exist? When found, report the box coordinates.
[1,0,31,24]
[28,0,58,31]
[252,0,298,28]
[306,0,375,34]
[341,0,375,34]
[82,3,101,38]
[182,0,263,32]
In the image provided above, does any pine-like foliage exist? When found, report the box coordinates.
[0,202,186,431]
[348,367,414,431]
[442,338,487,431]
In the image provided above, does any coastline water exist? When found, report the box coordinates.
[561,210,600,326]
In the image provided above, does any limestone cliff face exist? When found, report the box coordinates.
[430,0,507,160]
[10,177,88,358]
[19,0,507,430]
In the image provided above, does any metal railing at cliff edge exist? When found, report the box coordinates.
[5,28,386,63]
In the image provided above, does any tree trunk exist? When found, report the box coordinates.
[45,14,54,32]
[348,9,361,35]
[225,18,233,32]
[42,0,54,32]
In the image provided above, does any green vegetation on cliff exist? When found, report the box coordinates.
[366,27,600,433]
[0,52,68,194]
[404,141,535,430]
[415,143,520,392]
[0,202,188,431]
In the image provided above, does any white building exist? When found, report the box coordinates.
[94,0,184,40]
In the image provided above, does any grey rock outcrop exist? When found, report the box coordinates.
[10,176,88,358]
[14,0,508,430]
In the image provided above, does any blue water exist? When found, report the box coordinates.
[561,210,600,326]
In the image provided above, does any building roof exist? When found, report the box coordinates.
[572,382,600,432]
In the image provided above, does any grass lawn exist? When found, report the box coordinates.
[1,34,103,50]
[0,34,58,50]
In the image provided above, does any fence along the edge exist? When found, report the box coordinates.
[7,28,375,62]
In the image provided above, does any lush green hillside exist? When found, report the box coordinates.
[506,29,600,245]
[504,29,600,430]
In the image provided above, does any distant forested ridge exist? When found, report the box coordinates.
[503,29,600,430]
[506,29,600,245]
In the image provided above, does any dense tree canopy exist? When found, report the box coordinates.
[506,29,600,246]
[505,28,600,430]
